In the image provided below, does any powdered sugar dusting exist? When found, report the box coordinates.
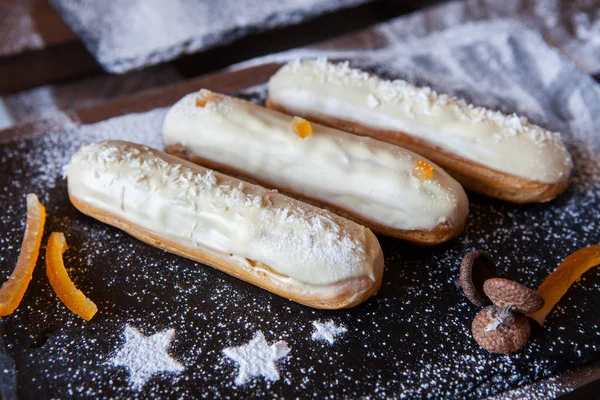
[110,325,184,390]
[222,331,291,385]
[489,375,572,399]
[4,87,61,123]
[0,128,598,397]
[0,21,598,398]
[311,320,347,344]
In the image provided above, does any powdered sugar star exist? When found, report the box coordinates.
[311,320,347,344]
[110,325,184,390]
[223,331,291,385]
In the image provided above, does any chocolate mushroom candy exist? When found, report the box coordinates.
[483,278,544,314]
[472,305,531,354]
[459,250,497,307]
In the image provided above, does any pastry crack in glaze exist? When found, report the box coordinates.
[65,141,382,306]
[268,58,573,186]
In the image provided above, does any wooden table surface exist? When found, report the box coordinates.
[0,0,436,95]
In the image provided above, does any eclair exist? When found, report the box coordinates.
[266,59,574,203]
[162,91,469,244]
[65,141,383,309]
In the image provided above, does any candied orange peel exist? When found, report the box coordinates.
[195,89,213,107]
[528,245,600,326]
[0,194,46,316]
[291,116,313,138]
[46,232,97,321]
[412,160,434,181]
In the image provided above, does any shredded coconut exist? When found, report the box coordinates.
[367,93,380,108]
[284,58,569,149]
[68,140,367,274]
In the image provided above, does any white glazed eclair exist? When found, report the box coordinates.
[266,59,574,203]
[162,92,469,244]
[65,140,384,309]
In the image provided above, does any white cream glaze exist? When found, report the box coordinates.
[267,59,574,184]
[162,93,468,232]
[65,141,383,297]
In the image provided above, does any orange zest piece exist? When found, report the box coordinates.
[46,232,97,321]
[0,194,46,316]
[528,245,600,326]
[291,116,313,138]
[412,160,434,181]
[195,89,213,107]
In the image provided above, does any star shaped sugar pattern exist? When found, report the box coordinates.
[110,325,185,390]
[311,320,347,344]
[223,331,291,385]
